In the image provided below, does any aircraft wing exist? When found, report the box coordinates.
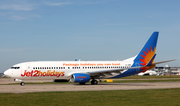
[88,66,143,78]
[88,59,176,78]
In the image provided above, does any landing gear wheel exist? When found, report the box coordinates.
[20,82,25,86]
[91,80,98,85]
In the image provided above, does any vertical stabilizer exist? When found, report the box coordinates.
[133,32,159,66]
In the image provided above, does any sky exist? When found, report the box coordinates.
[0,0,180,73]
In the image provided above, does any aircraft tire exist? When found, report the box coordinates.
[94,80,98,85]
[20,82,25,86]
[91,80,98,85]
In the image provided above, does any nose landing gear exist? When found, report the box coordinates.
[14,79,25,86]
[20,82,25,86]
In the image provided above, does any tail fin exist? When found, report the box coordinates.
[133,32,159,67]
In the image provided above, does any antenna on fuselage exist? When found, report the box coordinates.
[75,59,81,61]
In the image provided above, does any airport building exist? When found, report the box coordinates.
[0,73,3,77]
[141,66,180,76]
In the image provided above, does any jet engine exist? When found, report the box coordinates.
[70,73,90,83]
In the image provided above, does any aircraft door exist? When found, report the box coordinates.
[26,63,32,79]
[21,63,32,79]
[26,64,31,72]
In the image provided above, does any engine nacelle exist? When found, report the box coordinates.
[70,73,90,83]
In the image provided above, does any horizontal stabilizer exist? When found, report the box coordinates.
[152,59,176,65]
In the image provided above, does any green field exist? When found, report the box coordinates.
[1,76,180,105]
[1,88,180,106]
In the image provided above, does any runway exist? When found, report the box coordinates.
[1,81,180,93]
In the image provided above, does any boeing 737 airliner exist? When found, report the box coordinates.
[4,32,174,86]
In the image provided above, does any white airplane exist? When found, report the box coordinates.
[138,70,158,76]
[4,32,174,86]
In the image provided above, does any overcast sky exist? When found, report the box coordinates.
[0,0,179,73]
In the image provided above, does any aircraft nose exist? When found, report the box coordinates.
[4,69,12,77]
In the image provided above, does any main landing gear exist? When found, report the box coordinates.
[91,79,98,85]
[78,79,98,85]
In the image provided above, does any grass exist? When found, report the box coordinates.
[1,89,180,106]
[1,76,180,105]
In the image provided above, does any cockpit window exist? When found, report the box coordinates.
[11,67,20,69]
